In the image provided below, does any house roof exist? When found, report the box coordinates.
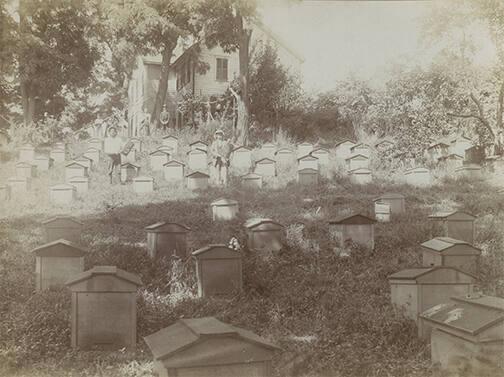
[42,216,83,226]
[145,222,191,232]
[428,211,476,220]
[253,20,305,64]
[420,295,504,336]
[420,237,480,253]
[144,316,280,362]
[211,198,238,206]
[329,213,376,225]
[31,239,86,257]
[66,266,143,287]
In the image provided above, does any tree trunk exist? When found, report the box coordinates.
[152,43,174,129]
[18,0,35,126]
[235,15,252,145]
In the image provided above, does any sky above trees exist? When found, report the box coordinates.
[260,0,498,92]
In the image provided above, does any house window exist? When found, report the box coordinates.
[216,58,228,81]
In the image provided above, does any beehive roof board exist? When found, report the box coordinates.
[211,198,238,206]
[245,218,284,230]
[163,135,178,141]
[345,154,369,161]
[192,244,241,259]
[144,317,280,368]
[145,222,191,233]
[420,237,481,255]
[32,239,86,257]
[373,193,405,201]
[150,149,170,156]
[42,216,82,227]
[388,266,477,282]
[329,213,377,225]
[66,266,142,288]
[186,171,210,178]
[420,295,504,337]
[335,139,356,147]
[297,154,318,162]
[164,159,185,167]
[428,211,476,221]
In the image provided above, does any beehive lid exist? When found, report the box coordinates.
[245,218,284,230]
[157,145,174,152]
[420,237,480,254]
[192,244,241,259]
[211,198,238,206]
[420,295,504,337]
[145,222,191,233]
[65,161,87,169]
[451,135,472,143]
[275,147,293,154]
[163,135,178,140]
[375,140,394,147]
[186,171,210,178]
[329,213,376,225]
[31,239,86,257]
[349,168,371,174]
[345,154,369,161]
[298,142,313,147]
[7,176,28,182]
[133,175,154,182]
[149,150,170,156]
[242,172,262,179]
[311,147,329,154]
[65,266,142,287]
[88,137,101,142]
[373,193,405,201]
[20,144,34,150]
[405,167,429,174]
[437,154,463,161]
[388,267,436,280]
[164,159,185,167]
[232,145,251,152]
[298,168,318,174]
[69,176,89,183]
[50,183,75,191]
[42,216,82,227]
[262,142,276,148]
[453,294,504,311]
[455,165,482,172]
[428,211,476,221]
[335,139,356,147]
[34,155,50,161]
[16,161,33,168]
[121,162,140,168]
[350,143,370,151]
[255,157,275,164]
[189,140,208,147]
[187,148,207,155]
[427,141,450,149]
[297,154,318,161]
[144,316,280,362]
[51,147,65,152]
[74,155,92,162]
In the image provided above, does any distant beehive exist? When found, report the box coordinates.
[65,162,88,182]
[33,156,53,172]
[245,218,284,253]
[297,142,314,157]
[162,135,178,153]
[374,201,390,222]
[87,137,103,151]
[275,147,294,165]
[455,164,483,180]
[189,140,208,152]
[187,148,208,171]
[132,176,154,193]
[69,176,89,196]
[345,154,369,171]
[192,245,242,298]
[16,161,37,178]
[18,144,35,162]
[73,155,93,170]
[373,193,405,215]
[50,148,65,163]
[260,142,277,157]
[428,210,476,244]
[254,158,276,177]
[420,237,481,275]
[241,172,263,189]
[334,139,356,159]
[297,154,319,171]
[186,171,210,190]
[231,146,252,170]
[130,137,143,152]
[42,216,83,243]
[149,150,170,171]
[163,160,185,181]
[145,222,191,259]
[32,239,86,291]
[329,214,376,250]
[311,147,330,165]
[144,317,280,377]
[297,168,319,185]
[49,184,76,205]
[120,162,140,183]
[404,167,431,187]
[349,168,372,184]
[66,266,142,350]
[350,143,371,157]
[211,198,239,221]
[83,147,100,165]
[7,176,30,195]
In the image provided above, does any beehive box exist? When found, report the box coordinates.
[420,294,504,373]
[162,135,178,153]
[374,201,391,222]
[349,168,372,184]
[144,317,280,377]
[18,144,35,162]
[211,198,239,221]
[15,161,37,178]
[42,216,83,243]
[375,140,394,150]
[145,222,191,259]
[297,168,319,185]
[189,140,208,152]
[329,214,376,250]
[0,185,10,200]
[404,167,431,187]
[32,239,86,291]
[437,154,464,172]
[120,162,140,183]
[49,184,76,205]
[73,155,93,170]
[66,266,142,350]
[7,176,31,194]
[297,142,314,157]
[33,156,53,172]
[186,171,210,190]
[132,176,154,193]
[334,139,356,159]
[241,173,263,189]
[350,143,372,157]
[427,142,450,161]
[130,137,143,152]
[231,146,252,170]
[83,147,100,165]
[69,176,89,196]
[455,164,483,180]
[345,154,369,171]
[388,266,475,327]
[187,148,208,171]
[428,211,476,244]
[87,137,103,151]
[420,237,481,275]
[297,154,319,171]
[65,162,88,182]
[275,147,294,165]
[373,193,405,215]
[254,158,276,177]
[260,142,277,157]
[192,245,242,298]
[245,218,284,253]
[50,148,66,164]
[311,147,330,165]
[163,160,185,181]
[149,150,170,171]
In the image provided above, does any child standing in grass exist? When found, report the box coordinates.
[210,129,233,186]
[104,126,124,184]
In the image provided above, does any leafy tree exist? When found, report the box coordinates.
[0,0,18,123]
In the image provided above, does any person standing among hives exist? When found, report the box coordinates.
[210,129,233,186]
[159,105,170,130]
[104,126,125,184]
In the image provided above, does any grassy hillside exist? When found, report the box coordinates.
[0,135,503,377]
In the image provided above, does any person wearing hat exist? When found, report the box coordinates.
[104,126,125,184]
[210,129,232,186]
[159,104,170,130]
